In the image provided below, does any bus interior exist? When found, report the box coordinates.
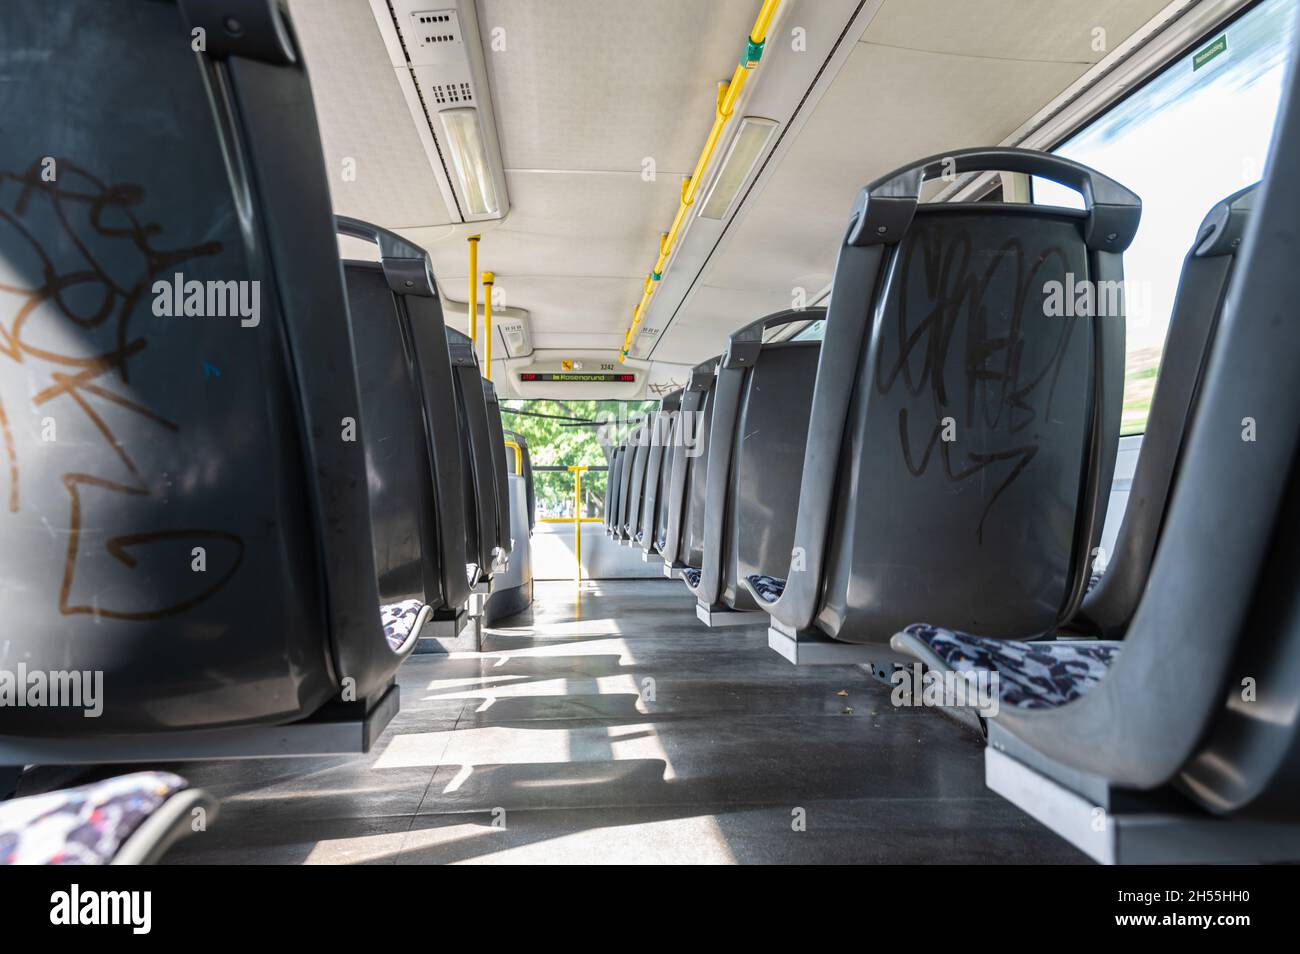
[2,0,1300,875]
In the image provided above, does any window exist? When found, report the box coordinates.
[791,317,826,341]
[1034,0,1298,433]
[501,399,656,520]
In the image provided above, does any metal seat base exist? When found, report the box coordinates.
[0,683,400,767]
[987,746,1300,864]
[696,602,769,628]
[767,620,879,665]
[415,607,472,653]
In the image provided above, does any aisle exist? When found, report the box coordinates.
[167,580,1083,864]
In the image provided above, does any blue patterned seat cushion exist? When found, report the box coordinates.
[746,573,786,603]
[682,567,701,587]
[0,772,188,865]
[381,598,424,651]
[900,623,1122,710]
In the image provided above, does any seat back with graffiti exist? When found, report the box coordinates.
[0,0,397,735]
[762,149,1139,646]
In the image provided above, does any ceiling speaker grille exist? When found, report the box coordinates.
[428,81,474,105]
[412,9,462,49]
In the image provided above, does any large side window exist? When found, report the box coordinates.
[501,399,657,520]
[791,318,826,341]
[1035,0,1298,433]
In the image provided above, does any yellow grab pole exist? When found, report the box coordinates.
[467,235,480,353]
[503,440,523,474]
[482,271,495,381]
[568,465,588,584]
[618,0,781,361]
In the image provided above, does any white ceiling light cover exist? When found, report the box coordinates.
[439,107,501,215]
[699,116,778,220]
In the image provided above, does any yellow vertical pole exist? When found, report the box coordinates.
[482,271,495,381]
[467,235,480,354]
[568,465,588,585]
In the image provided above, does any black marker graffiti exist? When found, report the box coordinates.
[878,222,1077,541]
[0,158,244,619]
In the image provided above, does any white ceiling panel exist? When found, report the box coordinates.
[413,169,685,285]
[477,0,765,173]
[653,0,1174,364]
[287,0,455,229]
[655,283,811,364]
[864,0,1171,62]
[290,0,1182,384]
[705,44,1086,285]
[405,0,792,363]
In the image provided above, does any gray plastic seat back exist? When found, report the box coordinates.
[339,215,472,612]
[652,394,684,552]
[624,413,654,541]
[344,261,441,608]
[505,430,536,532]
[762,148,1139,644]
[447,329,498,578]
[483,379,512,556]
[0,0,398,735]
[688,309,824,608]
[662,357,719,566]
[616,419,643,539]
[605,445,624,534]
[640,390,682,554]
[723,341,819,609]
[1077,184,1257,638]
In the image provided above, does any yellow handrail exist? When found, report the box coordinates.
[617,0,781,362]
[503,439,523,474]
[482,271,495,380]
[568,465,588,583]
[467,235,480,349]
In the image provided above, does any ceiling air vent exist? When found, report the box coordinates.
[428,81,473,106]
[411,9,463,50]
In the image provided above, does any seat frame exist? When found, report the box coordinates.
[687,309,824,626]
[756,148,1139,659]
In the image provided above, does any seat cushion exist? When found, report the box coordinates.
[682,567,701,587]
[899,623,1122,710]
[381,598,425,650]
[746,573,786,604]
[0,772,188,865]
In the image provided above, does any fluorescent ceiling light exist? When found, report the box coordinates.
[699,116,778,221]
[439,107,499,216]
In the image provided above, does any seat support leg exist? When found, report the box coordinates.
[986,746,1300,863]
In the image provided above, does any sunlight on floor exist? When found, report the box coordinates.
[374,721,679,784]
[168,581,1069,865]
[301,813,739,865]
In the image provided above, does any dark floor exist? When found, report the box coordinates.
[160,579,1086,864]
